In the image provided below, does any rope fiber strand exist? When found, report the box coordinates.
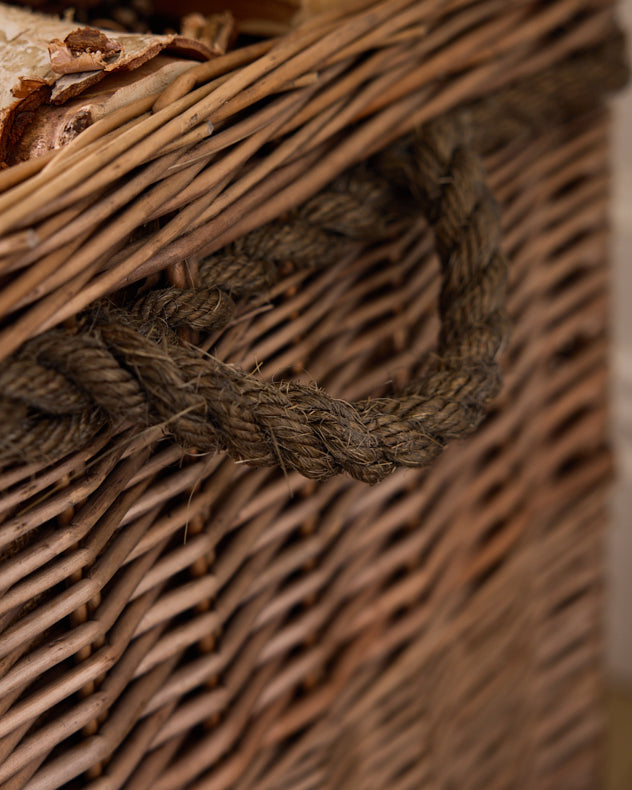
[0,38,627,481]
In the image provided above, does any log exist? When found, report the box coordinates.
[0,1,215,162]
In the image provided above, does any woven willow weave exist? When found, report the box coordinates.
[0,1,627,788]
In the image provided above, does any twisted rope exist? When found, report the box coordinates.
[0,38,627,481]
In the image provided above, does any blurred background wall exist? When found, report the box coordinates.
[609,0,632,686]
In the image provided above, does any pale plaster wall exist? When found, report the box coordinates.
[608,0,632,684]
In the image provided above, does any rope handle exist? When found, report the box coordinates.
[2,36,627,481]
[0,116,507,483]
[187,116,509,483]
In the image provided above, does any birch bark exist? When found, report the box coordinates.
[0,1,213,161]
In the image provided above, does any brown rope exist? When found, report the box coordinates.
[467,31,629,154]
[198,164,398,296]
[0,38,627,481]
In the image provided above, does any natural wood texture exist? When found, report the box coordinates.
[8,56,198,164]
[0,2,214,161]
[0,0,619,363]
[0,1,623,788]
[0,108,616,789]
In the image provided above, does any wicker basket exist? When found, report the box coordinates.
[0,1,628,788]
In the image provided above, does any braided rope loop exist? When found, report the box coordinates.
[2,36,628,478]
[0,115,509,482]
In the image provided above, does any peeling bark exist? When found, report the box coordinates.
[0,1,213,162]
